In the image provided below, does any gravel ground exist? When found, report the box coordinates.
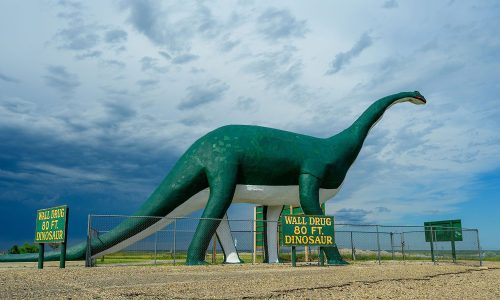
[0,261,498,299]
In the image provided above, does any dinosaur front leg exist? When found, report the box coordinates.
[186,168,237,265]
[299,174,347,265]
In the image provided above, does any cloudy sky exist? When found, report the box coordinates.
[1,0,499,249]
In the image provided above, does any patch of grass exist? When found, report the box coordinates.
[93,249,492,265]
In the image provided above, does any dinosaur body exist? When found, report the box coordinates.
[0,91,426,265]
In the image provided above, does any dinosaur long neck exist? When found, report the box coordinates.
[348,93,406,140]
[331,93,408,162]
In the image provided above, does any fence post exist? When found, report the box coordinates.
[376,225,381,264]
[390,232,394,260]
[212,234,217,264]
[476,229,482,267]
[85,214,92,268]
[154,231,158,265]
[401,232,405,261]
[173,218,177,266]
[430,226,436,264]
[350,231,356,260]
[253,214,256,264]
[429,226,435,263]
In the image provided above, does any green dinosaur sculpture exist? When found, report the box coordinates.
[0,91,426,265]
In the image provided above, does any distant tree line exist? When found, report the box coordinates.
[8,243,39,254]
[8,243,60,254]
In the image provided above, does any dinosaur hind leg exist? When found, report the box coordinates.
[216,214,242,263]
[186,166,237,265]
[265,205,283,263]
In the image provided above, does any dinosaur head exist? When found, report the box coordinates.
[407,91,427,105]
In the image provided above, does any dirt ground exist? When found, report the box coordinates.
[0,261,499,299]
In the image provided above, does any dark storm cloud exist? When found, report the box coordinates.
[105,29,128,44]
[120,0,191,52]
[57,23,100,51]
[55,0,102,52]
[178,79,229,110]
[257,8,308,40]
[242,46,303,89]
[141,56,168,73]
[236,96,257,111]
[101,85,131,98]
[0,72,20,83]
[101,59,126,69]
[382,0,399,9]
[190,67,205,74]
[120,1,235,54]
[172,54,199,64]
[0,97,35,114]
[194,3,222,39]
[335,208,371,224]
[57,0,83,10]
[158,51,172,60]
[120,0,161,41]
[180,114,207,126]
[375,207,391,213]
[104,101,137,122]
[43,66,80,95]
[326,32,373,75]
[137,79,159,89]
[219,35,241,52]
[75,50,102,60]
[334,206,391,224]
[0,124,179,248]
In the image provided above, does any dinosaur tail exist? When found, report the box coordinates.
[0,243,87,262]
[0,156,207,262]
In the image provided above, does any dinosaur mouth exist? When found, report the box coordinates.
[414,96,426,104]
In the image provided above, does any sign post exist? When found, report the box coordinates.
[281,215,335,266]
[34,205,69,269]
[37,243,44,269]
[319,247,325,266]
[429,227,435,263]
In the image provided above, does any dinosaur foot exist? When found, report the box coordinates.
[327,259,349,266]
[185,258,209,266]
[224,258,245,264]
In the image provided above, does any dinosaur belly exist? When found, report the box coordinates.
[233,185,339,205]
[179,185,339,207]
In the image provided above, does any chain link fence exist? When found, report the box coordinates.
[85,215,482,267]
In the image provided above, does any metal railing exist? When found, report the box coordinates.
[85,214,482,267]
